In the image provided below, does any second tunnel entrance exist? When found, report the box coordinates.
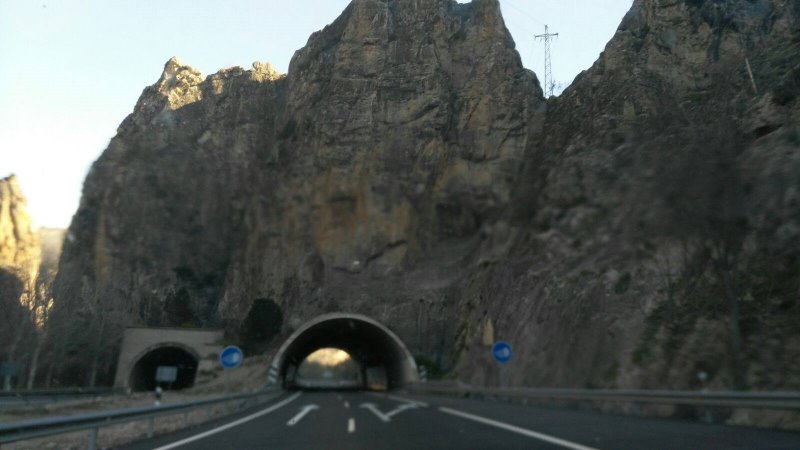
[269,313,419,390]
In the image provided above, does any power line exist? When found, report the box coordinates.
[534,25,559,97]
[499,0,545,26]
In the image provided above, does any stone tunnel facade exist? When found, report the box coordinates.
[115,315,420,391]
[114,327,224,390]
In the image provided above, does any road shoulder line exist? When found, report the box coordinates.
[152,392,302,450]
[439,406,600,450]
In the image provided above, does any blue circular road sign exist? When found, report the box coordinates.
[491,341,512,364]
[219,345,244,369]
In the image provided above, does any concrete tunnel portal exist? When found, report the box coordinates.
[269,313,419,390]
[128,344,199,391]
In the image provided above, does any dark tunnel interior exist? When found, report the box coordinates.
[129,346,198,391]
[279,318,412,390]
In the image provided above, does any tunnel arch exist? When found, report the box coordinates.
[269,313,419,390]
[128,342,200,391]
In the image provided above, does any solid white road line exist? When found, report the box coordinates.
[152,392,302,450]
[348,417,356,433]
[286,404,319,426]
[439,407,601,450]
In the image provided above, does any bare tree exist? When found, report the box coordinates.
[22,268,55,389]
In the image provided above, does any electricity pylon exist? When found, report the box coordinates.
[535,25,559,97]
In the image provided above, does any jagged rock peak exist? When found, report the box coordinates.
[251,61,283,82]
[154,56,204,110]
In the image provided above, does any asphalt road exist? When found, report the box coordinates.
[120,390,800,450]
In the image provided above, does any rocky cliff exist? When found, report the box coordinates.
[52,0,799,394]
[0,175,41,372]
[457,0,800,393]
[0,174,40,280]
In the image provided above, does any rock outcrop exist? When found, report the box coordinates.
[0,175,41,374]
[0,174,40,280]
[458,0,800,390]
[52,0,799,394]
[53,0,541,373]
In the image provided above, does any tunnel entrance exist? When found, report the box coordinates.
[270,313,419,390]
[128,345,199,391]
[294,348,361,389]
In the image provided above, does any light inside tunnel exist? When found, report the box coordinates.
[305,348,353,366]
[295,348,361,388]
[273,314,419,391]
[129,346,198,391]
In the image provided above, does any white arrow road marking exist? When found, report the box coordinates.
[348,417,356,433]
[375,393,428,408]
[360,403,391,422]
[359,402,419,422]
[439,407,600,450]
[287,404,320,426]
[385,403,418,419]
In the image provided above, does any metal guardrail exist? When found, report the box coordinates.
[0,388,121,398]
[0,388,281,449]
[0,388,126,411]
[407,383,800,410]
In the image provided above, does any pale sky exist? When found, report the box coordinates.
[0,0,632,228]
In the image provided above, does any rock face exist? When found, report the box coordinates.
[53,0,799,392]
[0,175,41,373]
[0,174,40,280]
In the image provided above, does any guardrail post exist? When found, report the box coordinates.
[87,427,98,450]
[702,405,713,423]
[147,417,155,439]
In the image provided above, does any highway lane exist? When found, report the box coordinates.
[121,390,800,450]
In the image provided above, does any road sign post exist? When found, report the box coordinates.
[491,341,512,388]
[491,341,512,364]
[219,346,244,394]
[219,346,244,369]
